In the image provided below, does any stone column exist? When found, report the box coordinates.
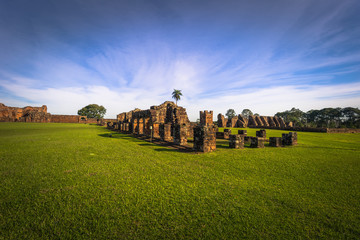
[250,137,265,148]
[138,118,144,135]
[174,124,188,146]
[269,137,282,147]
[193,110,216,153]
[193,125,216,153]
[229,134,244,149]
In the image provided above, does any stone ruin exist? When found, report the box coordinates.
[229,134,244,149]
[114,102,217,153]
[216,128,232,139]
[116,101,193,146]
[193,111,217,153]
[216,113,292,129]
[0,103,107,124]
[0,103,51,122]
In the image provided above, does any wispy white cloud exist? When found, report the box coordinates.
[0,0,359,121]
[1,78,359,121]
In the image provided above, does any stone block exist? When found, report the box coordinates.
[193,125,216,153]
[238,130,247,135]
[250,137,265,148]
[256,129,266,138]
[244,136,251,144]
[229,134,244,149]
[160,123,173,142]
[282,132,298,145]
[200,110,213,126]
[174,124,188,146]
[216,131,231,139]
[269,137,282,147]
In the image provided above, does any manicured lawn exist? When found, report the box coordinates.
[1,123,359,239]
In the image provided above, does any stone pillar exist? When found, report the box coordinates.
[138,118,144,135]
[143,117,151,136]
[229,134,244,149]
[152,123,160,138]
[193,125,216,153]
[224,129,231,139]
[193,110,216,153]
[174,124,188,146]
[200,110,213,126]
[256,129,266,138]
[238,130,247,135]
[269,137,282,147]
[267,117,276,127]
[217,113,226,127]
[132,119,138,134]
[160,123,173,142]
[282,132,297,145]
[250,137,265,148]
[260,116,270,127]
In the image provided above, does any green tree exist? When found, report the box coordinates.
[241,109,253,118]
[225,109,236,119]
[78,104,106,119]
[172,89,182,105]
[275,107,306,127]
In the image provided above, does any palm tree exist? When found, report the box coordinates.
[172,89,182,105]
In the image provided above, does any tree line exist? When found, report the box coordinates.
[275,107,360,128]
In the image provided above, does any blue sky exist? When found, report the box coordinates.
[0,0,359,120]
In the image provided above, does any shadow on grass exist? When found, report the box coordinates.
[98,132,196,153]
[154,148,177,152]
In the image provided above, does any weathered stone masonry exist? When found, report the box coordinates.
[193,111,216,153]
[116,101,192,144]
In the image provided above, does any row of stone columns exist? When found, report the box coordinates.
[227,129,298,149]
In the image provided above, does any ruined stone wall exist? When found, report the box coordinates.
[227,116,238,128]
[200,110,213,126]
[51,115,83,123]
[248,115,258,127]
[0,103,51,122]
[0,103,113,124]
[116,101,192,145]
[86,118,99,124]
[217,114,227,127]
[193,110,216,152]
[237,115,248,128]
[326,128,360,133]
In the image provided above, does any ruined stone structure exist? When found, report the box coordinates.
[216,128,232,139]
[0,103,110,124]
[217,114,248,128]
[250,137,265,148]
[237,115,248,128]
[51,115,86,123]
[217,114,227,127]
[0,103,51,122]
[282,132,298,146]
[160,123,173,142]
[229,134,245,149]
[269,137,282,147]
[193,111,216,153]
[238,130,247,135]
[174,124,188,146]
[116,101,192,144]
[256,129,266,138]
[246,115,291,129]
[216,112,292,130]
[227,116,239,128]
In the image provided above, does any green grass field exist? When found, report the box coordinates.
[1,123,359,239]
